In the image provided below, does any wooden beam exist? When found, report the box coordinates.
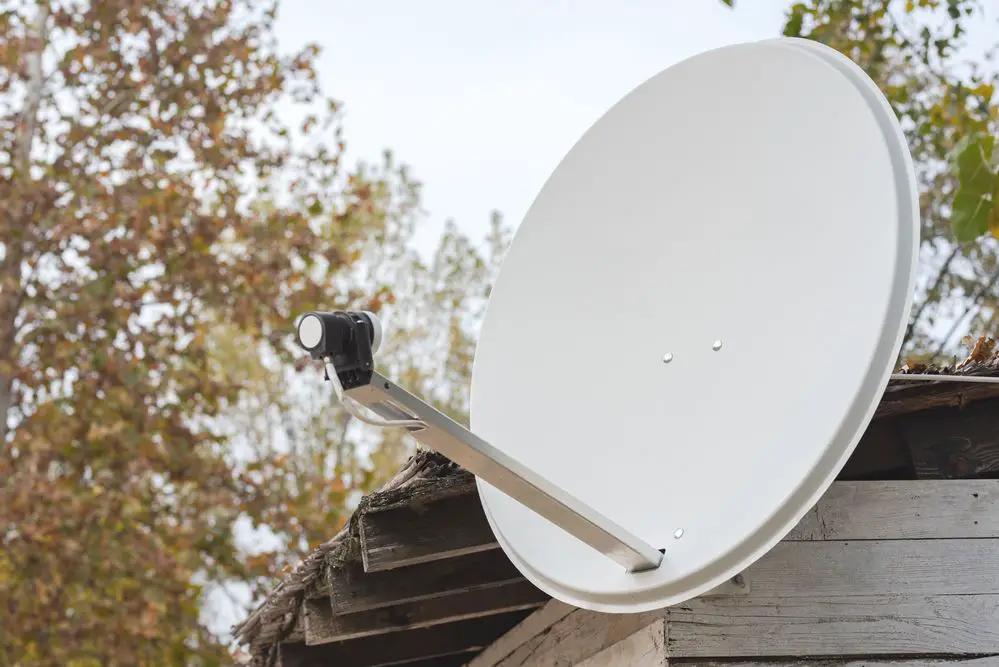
[876,379,999,420]
[731,538,999,598]
[327,548,524,615]
[467,600,576,667]
[667,594,999,658]
[900,397,999,479]
[576,619,666,667]
[494,608,661,667]
[360,489,497,572]
[278,611,530,667]
[304,580,548,644]
[786,480,999,540]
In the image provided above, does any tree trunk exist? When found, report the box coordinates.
[0,3,49,440]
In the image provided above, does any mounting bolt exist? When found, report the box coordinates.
[712,340,723,351]
[662,352,674,364]
[673,528,684,539]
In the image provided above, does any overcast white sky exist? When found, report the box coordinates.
[273,1,796,254]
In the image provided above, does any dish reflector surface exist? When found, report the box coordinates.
[470,38,919,613]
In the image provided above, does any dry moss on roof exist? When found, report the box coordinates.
[231,449,463,667]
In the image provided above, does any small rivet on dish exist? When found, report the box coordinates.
[662,352,673,364]
[712,340,723,351]
[673,528,685,539]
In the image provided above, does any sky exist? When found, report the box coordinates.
[273,0,793,255]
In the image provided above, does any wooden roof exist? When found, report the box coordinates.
[233,353,999,667]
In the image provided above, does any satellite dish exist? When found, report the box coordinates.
[301,35,999,617]
[469,37,919,612]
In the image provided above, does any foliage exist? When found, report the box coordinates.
[951,133,998,241]
[0,0,506,663]
[779,0,998,356]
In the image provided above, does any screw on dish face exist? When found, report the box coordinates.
[662,352,674,364]
[712,340,723,351]
[673,528,684,539]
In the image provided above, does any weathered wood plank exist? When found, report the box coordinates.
[682,659,999,667]
[360,489,498,572]
[732,539,999,598]
[667,594,999,658]
[784,480,999,540]
[495,608,661,667]
[279,611,529,667]
[576,619,665,667]
[785,503,823,540]
[328,549,524,615]
[901,398,999,479]
[467,600,576,667]
[876,378,999,420]
[304,580,547,644]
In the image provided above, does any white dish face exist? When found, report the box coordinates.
[470,38,919,613]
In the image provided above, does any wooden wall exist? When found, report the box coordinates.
[469,480,999,667]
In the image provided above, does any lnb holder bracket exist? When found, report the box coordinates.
[296,310,664,573]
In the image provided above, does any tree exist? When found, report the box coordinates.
[777,0,998,358]
[0,0,506,663]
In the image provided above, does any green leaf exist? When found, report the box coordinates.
[952,188,994,242]
[783,5,807,37]
[950,134,997,242]
[955,134,995,195]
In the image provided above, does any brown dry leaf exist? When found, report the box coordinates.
[900,361,928,373]
[967,336,996,364]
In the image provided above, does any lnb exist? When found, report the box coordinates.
[297,310,383,361]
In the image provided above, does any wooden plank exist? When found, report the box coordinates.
[877,379,999,420]
[576,619,666,667]
[467,600,576,667]
[279,611,530,667]
[328,549,524,615]
[682,660,999,667]
[901,398,999,479]
[785,503,823,540]
[495,608,661,667]
[667,594,999,658]
[304,580,548,644]
[360,490,498,572]
[732,539,999,598]
[784,480,999,541]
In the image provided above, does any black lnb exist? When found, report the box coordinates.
[296,310,382,390]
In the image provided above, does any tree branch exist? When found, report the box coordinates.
[930,256,999,363]
[16,4,50,172]
[1,3,50,444]
[903,244,959,349]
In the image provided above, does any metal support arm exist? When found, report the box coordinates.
[296,309,662,572]
[344,371,664,573]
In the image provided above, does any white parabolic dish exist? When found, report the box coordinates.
[469,37,920,613]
